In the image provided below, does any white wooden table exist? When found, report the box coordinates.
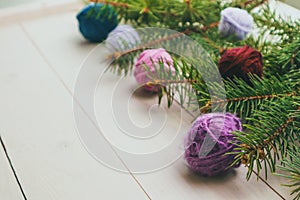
[0,0,299,199]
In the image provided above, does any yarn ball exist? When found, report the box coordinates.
[76,3,118,42]
[218,7,254,40]
[106,25,141,52]
[184,113,242,176]
[134,48,175,92]
[218,45,263,85]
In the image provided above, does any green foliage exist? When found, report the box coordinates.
[104,0,223,29]
[200,72,298,119]
[276,147,300,200]
[232,98,299,178]
[96,0,300,198]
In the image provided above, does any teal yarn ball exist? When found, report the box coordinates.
[77,3,119,42]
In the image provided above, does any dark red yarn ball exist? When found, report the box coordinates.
[218,46,263,85]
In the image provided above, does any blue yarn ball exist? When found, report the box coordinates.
[218,7,254,40]
[106,25,141,52]
[77,3,119,42]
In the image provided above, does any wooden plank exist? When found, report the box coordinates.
[0,0,82,26]
[283,0,300,10]
[91,71,290,199]
[0,23,149,200]
[0,137,24,200]
[268,0,300,20]
[1,1,298,200]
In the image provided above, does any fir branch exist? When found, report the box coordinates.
[108,30,191,74]
[200,22,220,32]
[146,79,195,86]
[232,100,300,180]
[276,147,300,200]
[253,5,300,44]
[253,170,286,200]
[99,1,300,198]
[90,0,129,8]
[200,90,299,114]
[240,116,294,165]
[264,37,300,77]
[191,72,299,119]
[243,0,268,7]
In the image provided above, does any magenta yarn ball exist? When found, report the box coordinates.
[184,113,242,176]
[134,48,175,92]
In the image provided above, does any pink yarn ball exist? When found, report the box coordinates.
[134,48,175,92]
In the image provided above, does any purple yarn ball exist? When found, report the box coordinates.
[134,48,175,92]
[219,7,254,40]
[184,113,242,176]
[106,25,140,52]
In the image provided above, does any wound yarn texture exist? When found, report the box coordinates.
[77,3,118,43]
[184,113,242,176]
[106,25,141,52]
[219,7,254,40]
[134,48,175,92]
[218,45,263,85]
